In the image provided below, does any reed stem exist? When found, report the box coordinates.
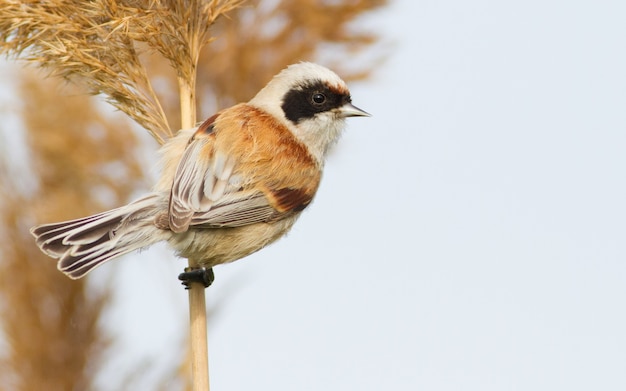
[179,74,208,390]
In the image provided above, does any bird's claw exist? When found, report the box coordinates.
[178,267,215,289]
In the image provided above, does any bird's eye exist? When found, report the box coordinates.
[312,93,326,105]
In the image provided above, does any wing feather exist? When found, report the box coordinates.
[167,105,321,232]
[168,136,211,232]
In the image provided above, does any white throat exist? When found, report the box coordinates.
[290,114,346,164]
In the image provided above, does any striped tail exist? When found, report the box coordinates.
[31,194,166,279]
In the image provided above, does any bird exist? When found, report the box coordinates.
[30,62,369,287]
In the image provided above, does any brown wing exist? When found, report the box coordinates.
[167,104,321,232]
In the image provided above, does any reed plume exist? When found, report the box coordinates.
[0,0,243,144]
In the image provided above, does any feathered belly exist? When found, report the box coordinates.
[167,216,299,267]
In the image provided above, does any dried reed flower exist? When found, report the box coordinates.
[0,70,142,391]
[0,0,244,143]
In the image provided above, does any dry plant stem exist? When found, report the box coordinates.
[188,280,210,391]
[186,228,210,391]
[179,71,208,390]
[179,76,197,129]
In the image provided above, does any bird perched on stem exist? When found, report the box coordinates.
[31,62,369,286]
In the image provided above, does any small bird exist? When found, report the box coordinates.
[31,62,369,286]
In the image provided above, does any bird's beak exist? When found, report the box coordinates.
[339,103,371,118]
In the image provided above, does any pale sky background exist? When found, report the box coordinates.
[4,0,626,390]
[106,0,626,390]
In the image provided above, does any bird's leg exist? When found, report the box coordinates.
[178,266,215,289]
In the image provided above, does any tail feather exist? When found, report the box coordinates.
[33,209,128,255]
[59,246,131,278]
[31,193,167,279]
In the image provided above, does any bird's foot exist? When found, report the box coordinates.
[178,267,215,289]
